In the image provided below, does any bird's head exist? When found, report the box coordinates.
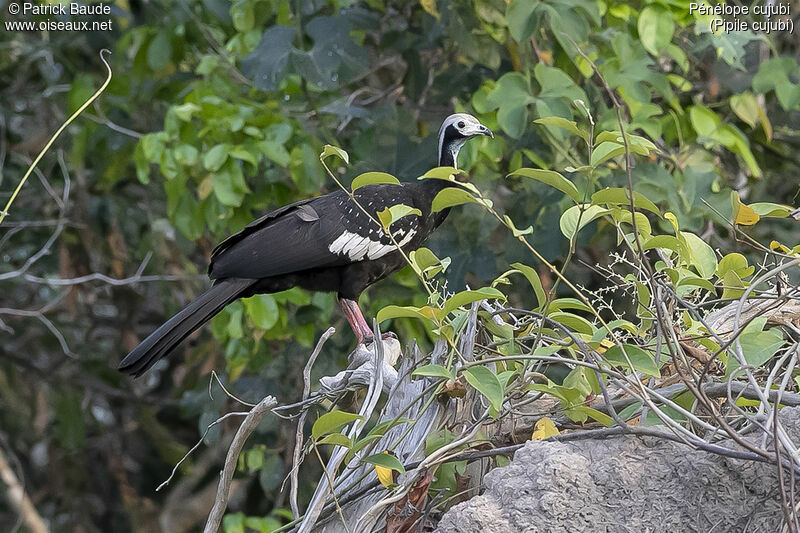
[437,113,493,168]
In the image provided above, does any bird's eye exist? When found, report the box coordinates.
[457,121,465,129]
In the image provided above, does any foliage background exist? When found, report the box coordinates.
[0,0,798,531]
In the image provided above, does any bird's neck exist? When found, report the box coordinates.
[438,138,466,167]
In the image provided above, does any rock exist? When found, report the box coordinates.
[435,409,800,533]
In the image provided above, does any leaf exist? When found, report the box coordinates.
[410,248,450,279]
[377,305,439,323]
[591,188,660,215]
[643,235,682,255]
[377,204,422,229]
[534,117,588,141]
[147,30,172,70]
[173,103,201,122]
[590,142,625,167]
[241,26,295,91]
[716,253,754,279]
[203,144,229,172]
[441,288,505,316]
[730,92,760,128]
[680,231,718,279]
[364,452,406,474]
[320,145,349,164]
[316,433,352,447]
[503,215,534,236]
[420,167,461,180]
[638,6,674,55]
[737,328,784,368]
[419,0,440,20]
[565,406,613,427]
[463,366,504,412]
[508,168,581,203]
[412,364,453,379]
[243,294,279,330]
[731,191,759,226]
[213,162,249,207]
[507,0,538,42]
[749,202,790,218]
[510,262,547,310]
[351,172,401,191]
[431,187,479,212]
[603,344,661,377]
[531,417,559,440]
[311,411,363,441]
[485,72,534,138]
[559,204,609,239]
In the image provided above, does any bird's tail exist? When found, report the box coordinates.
[119,278,254,377]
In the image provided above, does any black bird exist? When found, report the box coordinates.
[119,114,492,377]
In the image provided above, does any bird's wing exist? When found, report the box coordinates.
[208,193,348,280]
[210,196,317,262]
[208,184,422,280]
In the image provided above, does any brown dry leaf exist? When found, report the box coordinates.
[386,466,437,533]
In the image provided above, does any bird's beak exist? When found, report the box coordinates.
[479,124,493,138]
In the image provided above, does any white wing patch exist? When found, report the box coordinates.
[329,229,416,261]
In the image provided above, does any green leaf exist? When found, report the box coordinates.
[716,253,754,279]
[311,411,363,441]
[680,231,717,279]
[510,262,547,310]
[534,117,589,141]
[565,405,613,427]
[776,80,800,110]
[351,172,401,191]
[749,203,790,218]
[173,103,201,122]
[603,344,661,377]
[413,364,453,379]
[410,247,450,279]
[320,145,349,164]
[363,452,406,474]
[174,144,199,166]
[243,294,279,330]
[508,168,581,203]
[730,92,760,128]
[591,188,660,215]
[506,0,537,42]
[559,204,609,239]
[643,235,683,255]
[213,162,248,207]
[377,204,422,229]
[547,311,595,335]
[377,305,439,323]
[590,142,625,167]
[431,187,479,212]
[638,6,674,55]
[737,328,784,368]
[441,288,505,316]
[463,366,504,412]
[204,144,229,172]
[420,167,461,180]
[503,215,534,237]
[147,30,172,70]
[316,433,353,448]
[486,72,534,138]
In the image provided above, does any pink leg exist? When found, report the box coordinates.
[339,298,373,343]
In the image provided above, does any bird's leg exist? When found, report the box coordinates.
[339,297,374,344]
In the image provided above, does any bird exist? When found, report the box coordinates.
[119,113,492,377]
